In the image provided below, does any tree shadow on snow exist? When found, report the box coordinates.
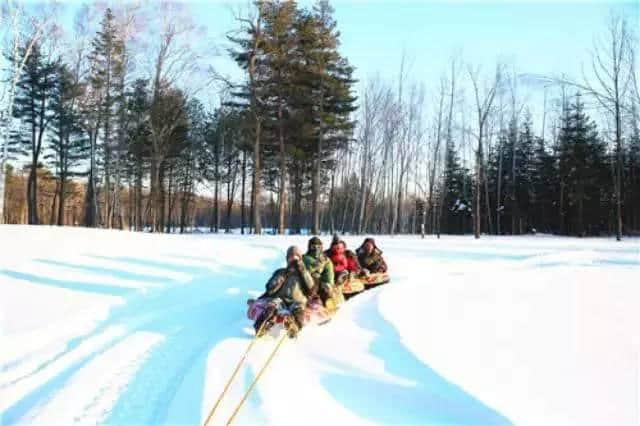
[2,252,282,426]
[321,291,513,426]
[0,269,136,297]
[35,258,180,284]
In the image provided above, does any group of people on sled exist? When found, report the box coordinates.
[251,235,388,338]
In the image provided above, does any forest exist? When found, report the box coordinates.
[1,0,639,239]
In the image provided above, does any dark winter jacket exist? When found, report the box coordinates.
[356,238,388,273]
[261,261,315,308]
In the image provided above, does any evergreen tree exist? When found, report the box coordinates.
[515,112,535,232]
[625,102,640,231]
[227,0,268,234]
[557,93,609,235]
[124,78,151,231]
[441,138,472,234]
[261,0,298,234]
[45,63,88,226]
[11,42,57,224]
[88,7,126,227]
[530,135,556,233]
[176,98,207,233]
[487,129,508,234]
[298,0,357,234]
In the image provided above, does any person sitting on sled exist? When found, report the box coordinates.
[327,235,349,284]
[345,249,362,275]
[326,234,362,282]
[303,236,340,310]
[356,237,388,274]
[253,246,314,337]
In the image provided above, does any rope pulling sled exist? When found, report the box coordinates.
[202,272,390,425]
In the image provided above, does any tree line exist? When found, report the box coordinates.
[1,2,639,238]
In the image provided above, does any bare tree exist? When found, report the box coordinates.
[145,1,199,232]
[468,63,502,239]
[586,14,633,241]
[0,0,49,224]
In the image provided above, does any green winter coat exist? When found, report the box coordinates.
[303,252,335,287]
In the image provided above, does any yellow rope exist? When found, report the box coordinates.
[202,320,268,426]
[225,330,288,425]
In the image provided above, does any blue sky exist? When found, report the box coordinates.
[11,0,640,117]
[194,0,639,87]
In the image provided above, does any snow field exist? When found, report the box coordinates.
[1,226,638,425]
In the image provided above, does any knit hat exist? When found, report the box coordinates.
[308,236,322,248]
[286,245,302,260]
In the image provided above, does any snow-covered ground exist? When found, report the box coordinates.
[1,226,638,426]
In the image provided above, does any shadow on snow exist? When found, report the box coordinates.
[320,290,512,426]
[1,252,282,426]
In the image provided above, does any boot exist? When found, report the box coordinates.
[254,304,276,336]
[324,297,336,313]
[286,320,299,338]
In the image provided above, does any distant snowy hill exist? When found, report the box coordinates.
[1,226,638,425]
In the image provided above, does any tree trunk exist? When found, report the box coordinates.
[312,77,324,235]
[165,163,174,233]
[241,148,247,235]
[484,162,493,235]
[474,130,483,239]
[50,179,58,225]
[214,141,220,233]
[225,156,234,233]
[615,99,623,240]
[27,165,38,224]
[57,175,66,226]
[277,104,286,235]
[150,153,162,232]
[135,157,142,231]
[497,138,503,235]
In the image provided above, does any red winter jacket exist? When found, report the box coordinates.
[345,256,360,273]
[329,244,348,274]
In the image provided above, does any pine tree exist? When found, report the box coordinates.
[441,138,472,234]
[557,93,609,236]
[11,42,57,224]
[227,0,268,234]
[625,101,640,231]
[531,135,556,233]
[88,7,125,227]
[176,98,207,233]
[261,0,298,234]
[124,78,150,231]
[45,63,88,226]
[487,129,509,234]
[298,0,357,234]
[515,112,535,232]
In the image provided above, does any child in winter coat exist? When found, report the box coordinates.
[345,250,361,274]
[329,240,349,284]
[356,237,388,274]
[303,236,339,310]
